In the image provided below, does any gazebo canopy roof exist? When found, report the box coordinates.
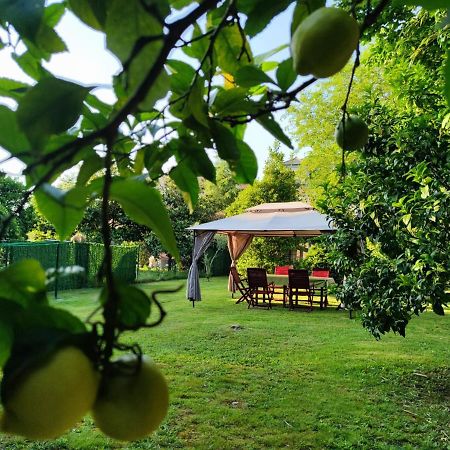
[188,202,334,237]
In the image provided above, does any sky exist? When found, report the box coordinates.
[0,3,308,178]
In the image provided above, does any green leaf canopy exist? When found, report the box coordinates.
[17,78,90,149]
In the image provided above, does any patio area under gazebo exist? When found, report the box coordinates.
[186,202,335,303]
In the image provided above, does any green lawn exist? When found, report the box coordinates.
[1,277,449,449]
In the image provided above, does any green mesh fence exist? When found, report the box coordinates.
[0,241,138,292]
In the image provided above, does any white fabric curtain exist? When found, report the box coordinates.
[227,233,253,292]
[186,231,216,302]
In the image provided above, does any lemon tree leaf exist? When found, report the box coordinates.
[182,22,209,61]
[77,153,104,186]
[212,87,252,116]
[233,140,258,184]
[0,105,30,155]
[35,24,67,54]
[42,2,66,28]
[276,58,297,91]
[169,160,199,212]
[432,302,445,315]
[68,0,107,30]
[0,260,47,307]
[16,305,86,334]
[0,0,44,41]
[17,78,90,148]
[169,0,191,9]
[106,0,168,112]
[256,113,293,149]
[34,184,90,241]
[253,44,288,65]
[105,0,161,62]
[120,49,170,112]
[85,93,114,117]
[214,24,253,74]
[210,121,240,161]
[12,51,51,81]
[188,80,209,127]
[173,137,216,183]
[100,282,150,329]
[186,147,216,183]
[144,142,174,179]
[0,321,13,368]
[167,59,196,95]
[235,65,274,87]
[110,179,179,260]
[133,147,146,174]
[238,0,293,37]
[0,78,30,101]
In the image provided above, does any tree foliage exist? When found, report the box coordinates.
[321,9,450,338]
[287,61,389,204]
[0,173,36,240]
[227,148,302,271]
[196,161,240,223]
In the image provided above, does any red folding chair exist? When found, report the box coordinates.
[274,265,292,275]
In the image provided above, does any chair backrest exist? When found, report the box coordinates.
[247,268,269,289]
[311,268,330,278]
[230,266,242,284]
[288,269,310,289]
[230,266,247,292]
[274,265,292,275]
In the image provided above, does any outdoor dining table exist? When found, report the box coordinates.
[266,273,335,308]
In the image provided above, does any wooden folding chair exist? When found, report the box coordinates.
[285,269,313,311]
[247,268,274,309]
[230,267,252,305]
[311,268,330,308]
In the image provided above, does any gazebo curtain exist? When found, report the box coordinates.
[227,233,253,292]
[187,230,215,301]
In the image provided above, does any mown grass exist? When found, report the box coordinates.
[1,277,449,449]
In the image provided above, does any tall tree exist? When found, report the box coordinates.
[227,147,301,271]
[322,9,450,338]
[287,61,388,204]
[227,146,299,215]
[196,161,240,223]
[0,173,36,240]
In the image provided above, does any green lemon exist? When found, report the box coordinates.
[335,115,369,150]
[93,355,169,441]
[291,7,359,78]
[1,346,99,440]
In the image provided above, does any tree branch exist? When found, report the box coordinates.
[100,131,119,367]
[214,77,317,125]
[22,0,221,192]
[361,0,391,33]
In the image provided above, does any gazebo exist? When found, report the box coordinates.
[186,202,334,302]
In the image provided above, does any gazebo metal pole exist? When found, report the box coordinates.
[191,230,195,308]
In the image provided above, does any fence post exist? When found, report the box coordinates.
[136,244,140,283]
[54,241,60,299]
